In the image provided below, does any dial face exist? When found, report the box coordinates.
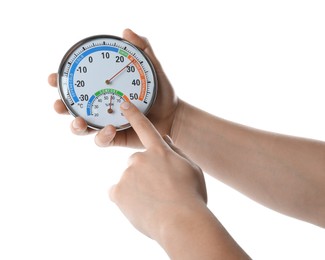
[58,35,158,130]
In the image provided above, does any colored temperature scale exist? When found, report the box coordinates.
[58,35,158,130]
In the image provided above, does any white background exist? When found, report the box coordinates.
[0,0,324,259]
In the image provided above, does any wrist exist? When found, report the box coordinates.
[154,201,211,258]
[154,201,250,260]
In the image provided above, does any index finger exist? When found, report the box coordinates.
[120,102,166,149]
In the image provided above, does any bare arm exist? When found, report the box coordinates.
[171,100,325,227]
[157,202,251,260]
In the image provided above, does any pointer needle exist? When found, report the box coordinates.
[105,60,133,85]
[107,95,114,114]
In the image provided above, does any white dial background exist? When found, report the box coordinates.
[59,36,157,130]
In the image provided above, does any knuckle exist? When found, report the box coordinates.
[95,132,114,147]
[120,166,137,186]
[127,152,145,166]
[110,183,124,204]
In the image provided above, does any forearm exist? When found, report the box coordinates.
[156,202,250,260]
[171,100,325,227]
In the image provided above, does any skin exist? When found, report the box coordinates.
[172,103,325,227]
[49,28,325,258]
[110,101,250,259]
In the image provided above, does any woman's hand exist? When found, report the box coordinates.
[109,102,250,259]
[109,101,207,240]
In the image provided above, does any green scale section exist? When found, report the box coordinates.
[118,49,129,57]
[94,88,124,97]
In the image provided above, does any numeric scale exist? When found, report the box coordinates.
[58,35,158,130]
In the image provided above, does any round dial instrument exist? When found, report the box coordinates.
[58,35,158,130]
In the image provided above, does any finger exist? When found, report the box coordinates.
[120,102,165,149]
[95,125,117,147]
[48,73,57,87]
[54,99,69,115]
[122,29,148,51]
[70,117,95,135]
[122,29,160,68]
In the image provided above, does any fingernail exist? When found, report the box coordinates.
[120,102,131,110]
[72,120,81,131]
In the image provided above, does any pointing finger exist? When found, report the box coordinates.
[120,102,165,149]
